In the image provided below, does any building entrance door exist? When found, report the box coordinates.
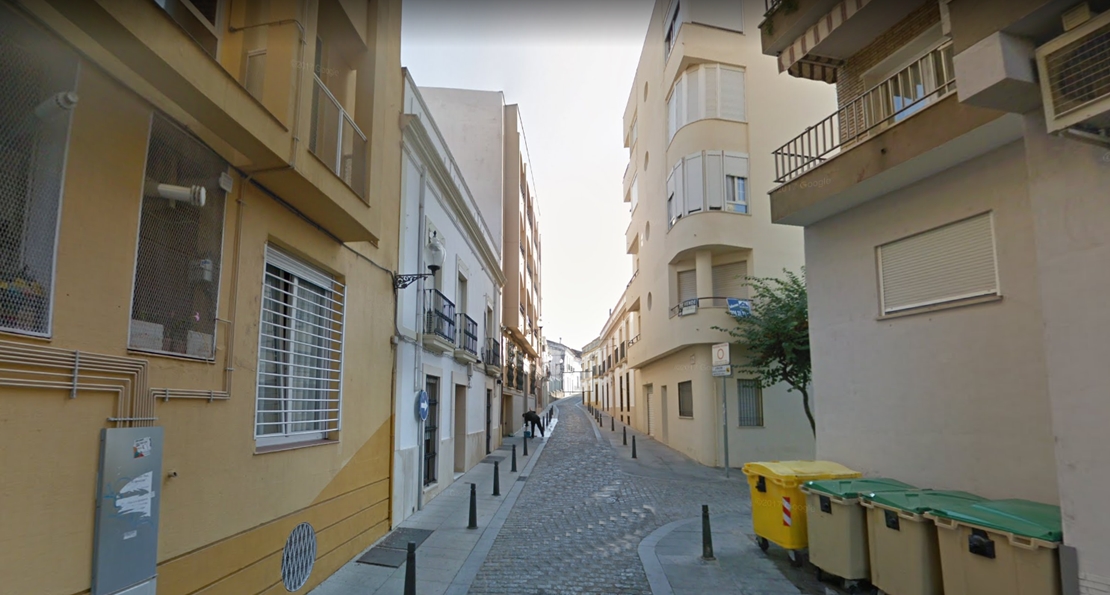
[645,384,654,436]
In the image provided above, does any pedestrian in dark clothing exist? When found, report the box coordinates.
[522,410,545,439]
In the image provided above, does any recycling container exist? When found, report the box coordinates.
[742,461,861,561]
[860,490,985,595]
[801,478,916,584]
[926,499,1062,595]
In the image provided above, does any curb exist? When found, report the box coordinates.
[637,516,699,595]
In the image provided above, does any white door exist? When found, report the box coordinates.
[646,385,655,436]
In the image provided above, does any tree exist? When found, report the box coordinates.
[712,268,814,435]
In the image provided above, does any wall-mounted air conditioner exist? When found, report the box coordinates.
[1035,6,1110,141]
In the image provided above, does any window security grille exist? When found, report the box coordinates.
[130,113,228,359]
[0,6,79,337]
[254,246,345,444]
[678,380,693,418]
[737,379,764,427]
[424,375,439,485]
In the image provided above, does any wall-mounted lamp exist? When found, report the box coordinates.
[146,177,207,207]
[394,231,445,289]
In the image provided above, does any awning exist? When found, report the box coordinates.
[788,56,842,84]
[777,0,873,79]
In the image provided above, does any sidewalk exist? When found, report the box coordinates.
[309,409,560,595]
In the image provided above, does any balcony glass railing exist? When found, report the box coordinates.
[310,76,368,199]
[458,314,478,355]
[772,42,956,184]
[424,289,456,343]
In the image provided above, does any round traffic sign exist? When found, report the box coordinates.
[415,390,429,422]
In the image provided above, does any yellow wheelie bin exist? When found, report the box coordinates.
[742,461,861,566]
[801,478,916,592]
[926,499,1063,595]
[860,489,985,595]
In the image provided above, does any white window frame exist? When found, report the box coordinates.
[254,245,346,447]
[180,0,225,38]
[664,0,681,60]
[726,175,748,214]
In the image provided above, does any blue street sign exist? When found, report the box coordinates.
[416,390,429,422]
[727,298,751,318]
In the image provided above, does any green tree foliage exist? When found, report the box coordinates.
[713,268,814,435]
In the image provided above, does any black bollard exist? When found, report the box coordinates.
[611,416,615,432]
[511,444,518,472]
[623,425,627,446]
[404,542,417,595]
[468,483,477,529]
[702,505,715,560]
[632,435,638,459]
[493,461,501,496]
[523,434,529,456]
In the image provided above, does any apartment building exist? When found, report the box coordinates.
[0,0,401,593]
[584,0,837,468]
[761,0,1110,587]
[418,88,547,435]
[546,339,582,399]
[391,71,505,525]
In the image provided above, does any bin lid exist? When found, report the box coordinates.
[927,499,1062,542]
[862,489,984,514]
[742,460,861,481]
[804,478,917,498]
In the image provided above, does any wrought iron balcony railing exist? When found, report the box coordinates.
[310,76,367,198]
[424,289,456,343]
[458,313,478,355]
[483,338,502,368]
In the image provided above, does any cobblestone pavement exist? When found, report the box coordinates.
[467,398,836,595]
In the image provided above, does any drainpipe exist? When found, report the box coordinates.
[415,163,428,512]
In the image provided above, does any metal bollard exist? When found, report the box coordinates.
[493,461,500,496]
[511,444,518,472]
[611,416,614,432]
[468,483,477,529]
[523,434,529,456]
[623,425,627,446]
[404,542,417,595]
[632,435,638,458]
[702,505,715,560]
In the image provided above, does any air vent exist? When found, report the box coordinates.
[1036,9,1110,138]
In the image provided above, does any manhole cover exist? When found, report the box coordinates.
[281,523,316,591]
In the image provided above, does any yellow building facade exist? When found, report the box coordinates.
[0,0,401,593]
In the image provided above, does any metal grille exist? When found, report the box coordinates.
[424,375,439,485]
[1045,21,1110,117]
[737,379,764,427]
[129,113,228,358]
[0,5,79,337]
[255,246,345,441]
[424,288,455,343]
[483,337,501,368]
[678,380,693,418]
[458,313,478,355]
[309,76,367,200]
[281,522,317,592]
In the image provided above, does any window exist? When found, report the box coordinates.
[737,379,763,427]
[254,246,345,446]
[244,49,266,100]
[424,375,439,485]
[667,65,746,142]
[664,1,680,59]
[877,212,999,315]
[0,8,78,337]
[712,262,746,300]
[152,0,223,58]
[129,113,228,359]
[726,175,748,214]
[678,380,693,418]
[677,270,697,303]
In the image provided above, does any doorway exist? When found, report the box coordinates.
[485,388,492,454]
[645,384,654,436]
[502,392,513,437]
[454,385,466,474]
[660,385,669,442]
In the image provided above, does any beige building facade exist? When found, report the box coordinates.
[762,0,1110,588]
[0,0,402,593]
[584,0,838,468]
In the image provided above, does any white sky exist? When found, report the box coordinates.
[401,0,655,350]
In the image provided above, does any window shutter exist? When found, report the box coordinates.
[685,153,703,214]
[686,67,701,123]
[666,166,677,222]
[724,152,749,177]
[678,270,697,302]
[712,262,746,298]
[705,65,720,118]
[674,159,684,218]
[667,91,677,141]
[720,67,745,121]
[878,213,998,314]
[705,151,724,210]
[675,75,686,133]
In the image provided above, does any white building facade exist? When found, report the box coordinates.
[393,71,506,525]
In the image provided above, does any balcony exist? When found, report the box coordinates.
[770,42,1024,226]
[669,297,743,319]
[309,76,368,200]
[619,341,626,362]
[629,334,641,347]
[423,289,456,354]
[454,314,479,364]
[483,338,502,374]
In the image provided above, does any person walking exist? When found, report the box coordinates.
[522,410,545,439]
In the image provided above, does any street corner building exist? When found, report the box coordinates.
[582,0,838,469]
[760,0,1110,589]
[390,71,510,525]
[0,0,403,593]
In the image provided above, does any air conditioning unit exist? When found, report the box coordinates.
[1035,6,1110,141]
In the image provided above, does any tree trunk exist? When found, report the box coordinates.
[799,386,815,437]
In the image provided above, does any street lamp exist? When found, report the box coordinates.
[394,231,445,289]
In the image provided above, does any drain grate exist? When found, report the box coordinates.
[356,528,434,568]
[481,455,505,464]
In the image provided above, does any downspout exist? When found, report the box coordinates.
[415,163,428,512]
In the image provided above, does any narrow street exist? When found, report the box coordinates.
[316,397,839,595]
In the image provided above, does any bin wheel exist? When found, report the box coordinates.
[788,549,804,567]
[815,567,827,582]
[757,537,769,552]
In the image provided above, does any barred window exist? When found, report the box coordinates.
[129,113,228,358]
[737,379,764,427]
[678,380,693,418]
[0,6,79,337]
[255,245,345,446]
